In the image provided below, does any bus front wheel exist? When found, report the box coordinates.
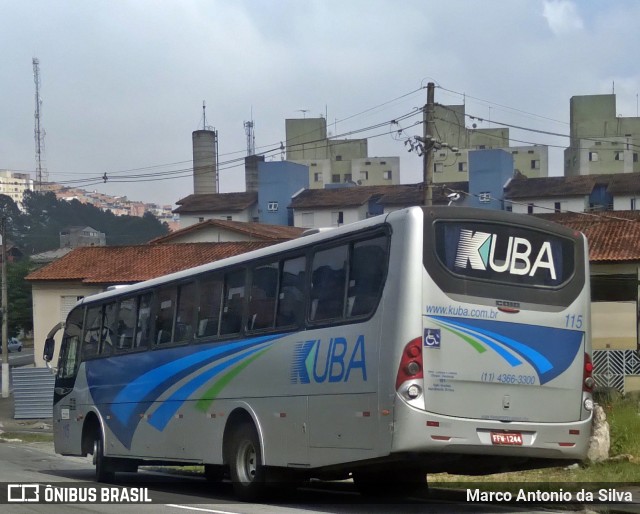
[228,423,265,501]
[93,433,115,483]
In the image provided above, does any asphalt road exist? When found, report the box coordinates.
[0,438,591,514]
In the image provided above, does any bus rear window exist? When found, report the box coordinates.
[433,221,575,287]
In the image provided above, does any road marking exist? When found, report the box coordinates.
[167,505,241,514]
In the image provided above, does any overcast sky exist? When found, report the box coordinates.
[2,0,639,207]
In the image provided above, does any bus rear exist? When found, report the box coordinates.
[392,207,593,471]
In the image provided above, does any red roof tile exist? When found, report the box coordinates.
[536,210,640,262]
[149,219,305,244]
[26,242,276,284]
[173,192,257,214]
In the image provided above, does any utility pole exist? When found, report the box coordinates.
[1,218,8,398]
[423,82,435,206]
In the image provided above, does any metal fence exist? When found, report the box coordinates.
[593,349,640,395]
[12,367,55,419]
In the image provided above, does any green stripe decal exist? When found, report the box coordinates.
[196,347,271,411]
[433,320,486,353]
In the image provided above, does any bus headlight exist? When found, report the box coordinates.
[406,384,422,399]
[584,398,594,411]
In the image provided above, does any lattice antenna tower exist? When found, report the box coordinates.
[244,118,255,156]
[33,57,47,191]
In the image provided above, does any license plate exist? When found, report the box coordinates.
[490,432,523,445]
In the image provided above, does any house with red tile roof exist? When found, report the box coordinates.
[26,242,276,367]
[149,219,305,244]
[173,192,258,229]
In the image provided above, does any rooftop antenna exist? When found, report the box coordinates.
[244,109,255,156]
[297,109,309,118]
[33,57,47,192]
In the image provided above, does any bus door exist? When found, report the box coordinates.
[52,306,84,455]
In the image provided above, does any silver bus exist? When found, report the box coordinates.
[45,206,594,500]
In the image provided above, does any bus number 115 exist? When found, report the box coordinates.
[565,314,583,329]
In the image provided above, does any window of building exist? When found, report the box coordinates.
[554,202,561,213]
[335,155,342,161]
[478,192,491,203]
[434,163,443,173]
[505,205,513,212]
[458,162,467,172]
[634,153,639,162]
[198,217,205,223]
[365,161,371,165]
[383,170,392,180]
[615,151,623,161]
[439,153,446,157]
[314,172,322,182]
[331,211,344,226]
[632,198,637,211]
[361,171,369,180]
[589,152,598,162]
[527,150,534,154]
[531,159,540,169]
[595,141,602,146]
[226,216,233,221]
[267,201,279,212]
[512,150,519,155]
[331,174,340,183]
[527,203,534,214]
[477,145,486,150]
[310,162,317,167]
[380,161,386,165]
[301,212,314,226]
[344,173,352,182]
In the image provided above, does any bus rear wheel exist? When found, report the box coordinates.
[228,423,265,501]
[93,433,115,483]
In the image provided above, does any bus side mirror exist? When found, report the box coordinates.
[43,337,55,362]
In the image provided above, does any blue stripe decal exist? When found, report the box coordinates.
[433,317,523,367]
[111,335,278,424]
[148,345,269,431]
[427,316,583,385]
[87,333,284,449]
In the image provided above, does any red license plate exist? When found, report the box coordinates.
[490,432,523,445]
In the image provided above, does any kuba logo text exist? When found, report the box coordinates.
[455,229,556,279]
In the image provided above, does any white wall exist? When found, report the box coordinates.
[31,282,103,367]
[293,205,366,229]
[613,194,639,211]
[179,209,254,229]
[509,196,587,214]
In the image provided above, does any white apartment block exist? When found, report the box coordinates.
[565,94,640,176]
[0,170,34,209]
[285,118,400,188]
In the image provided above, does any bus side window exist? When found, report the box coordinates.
[347,235,388,317]
[247,262,278,331]
[136,293,153,349]
[82,305,102,360]
[99,302,117,357]
[115,297,137,351]
[197,273,223,338]
[220,269,246,336]
[310,245,348,321]
[175,282,197,343]
[276,256,306,327]
[155,287,176,345]
[58,306,84,378]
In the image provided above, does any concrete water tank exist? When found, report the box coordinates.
[192,129,218,194]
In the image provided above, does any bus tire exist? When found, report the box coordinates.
[228,422,265,501]
[93,433,115,483]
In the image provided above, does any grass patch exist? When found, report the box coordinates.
[0,431,54,443]
[431,395,640,486]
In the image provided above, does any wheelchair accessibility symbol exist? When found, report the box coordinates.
[424,328,441,348]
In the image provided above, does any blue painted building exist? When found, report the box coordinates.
[462,149,514,210]
[257,161,309,225]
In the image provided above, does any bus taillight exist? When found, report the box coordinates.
[396,337,423,390]
[583,353,595,392]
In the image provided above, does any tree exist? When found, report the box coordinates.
[6,259,34,336]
